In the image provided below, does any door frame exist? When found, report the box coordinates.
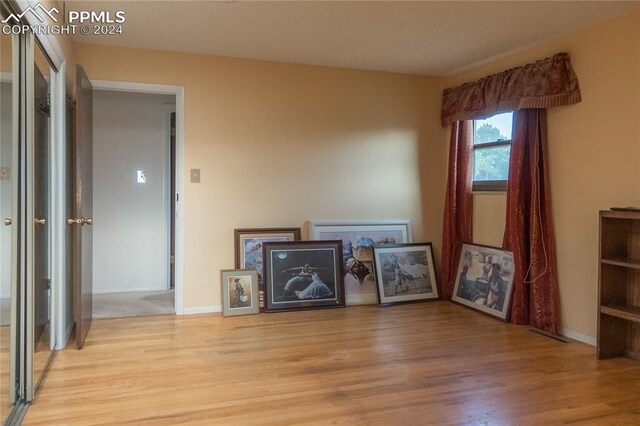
[90,80,185,315]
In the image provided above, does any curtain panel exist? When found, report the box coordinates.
[441,52,581,127]
[503,109,559,333]
[440,121,473,300]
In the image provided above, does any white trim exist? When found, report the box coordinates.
[561,328,596,346]
[90,79,185,315]
[309,218,412,227]
[92,286,170,295]
[472,191,507,196]
[92,80,181,95]
[183,305,222,315]
[175,88,185,315]
[346,293,377,306]
[308,219,413,242]
[51,61,66,350]
[14,0,64,70]
[25,32,35,401]
[55,320,74,350]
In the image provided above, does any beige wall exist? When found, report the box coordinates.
[73,8,640,338]
[73,44,447,310]
[445,10,640,341]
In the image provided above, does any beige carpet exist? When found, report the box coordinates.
[0,298,9,326]
[93,290,174,319]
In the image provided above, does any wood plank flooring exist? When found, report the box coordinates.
[24,302,640,425]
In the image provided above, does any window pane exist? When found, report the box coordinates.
[473,146,511,181]
[474,112,513,144]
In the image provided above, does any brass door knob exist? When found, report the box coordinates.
[67,218,81,225]
[3,218,11,226]
[35,218,46,226]
[81,217,93,226]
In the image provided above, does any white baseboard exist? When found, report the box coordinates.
[561,328,596,346]
[346,293,377,306]
[55,321,74,350]
[183,305,222,315]
[92,286,170,294]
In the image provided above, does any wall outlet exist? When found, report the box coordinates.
[190,169,200,183]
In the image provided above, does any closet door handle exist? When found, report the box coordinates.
[68,217,92,225]
[3,218,11,226]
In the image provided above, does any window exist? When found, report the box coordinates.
[472,111,513,192]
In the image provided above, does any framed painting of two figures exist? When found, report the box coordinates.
[262,240,345,312]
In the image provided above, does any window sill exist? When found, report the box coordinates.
[472,191,507,195]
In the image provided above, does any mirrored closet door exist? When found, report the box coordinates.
[31,40,53,395]
[1,2,59,421]
[0,15,17,424]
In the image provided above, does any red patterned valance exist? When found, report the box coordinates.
[441,52,581,127]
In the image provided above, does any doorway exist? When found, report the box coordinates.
[91,90,177,318]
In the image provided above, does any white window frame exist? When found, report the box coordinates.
[472,113,513,192]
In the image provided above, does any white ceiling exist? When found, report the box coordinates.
[67,1,639,76]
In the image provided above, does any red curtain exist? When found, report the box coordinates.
[503,109,559,333]
[441,52,581,126]
[440,121,473,300]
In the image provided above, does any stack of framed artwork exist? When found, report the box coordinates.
[309,220,413,305]
[222,220,441,316]
[222,226,516,322]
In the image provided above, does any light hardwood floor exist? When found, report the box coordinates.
[24,302,640,425]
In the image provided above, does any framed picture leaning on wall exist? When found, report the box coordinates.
[451,243,515,321]
[221,269,260,316]
[234,227,301,308]
[262,240,345,312]
[372,243,439,306]
[308,220,412,305]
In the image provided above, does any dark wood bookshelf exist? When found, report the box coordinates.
[598,210,640,360]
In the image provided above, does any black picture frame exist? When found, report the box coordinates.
[262,240,345,312]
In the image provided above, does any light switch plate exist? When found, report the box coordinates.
[190,169,200,183]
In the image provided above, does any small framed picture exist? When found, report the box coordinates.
[234,228,301,308]
[262,240,345,312]
[372,243,439,306]
[308,219,412,305]
[221,269,260,316]
[451,243,515,321]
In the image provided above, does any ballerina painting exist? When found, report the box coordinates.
[262,240,345,312]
